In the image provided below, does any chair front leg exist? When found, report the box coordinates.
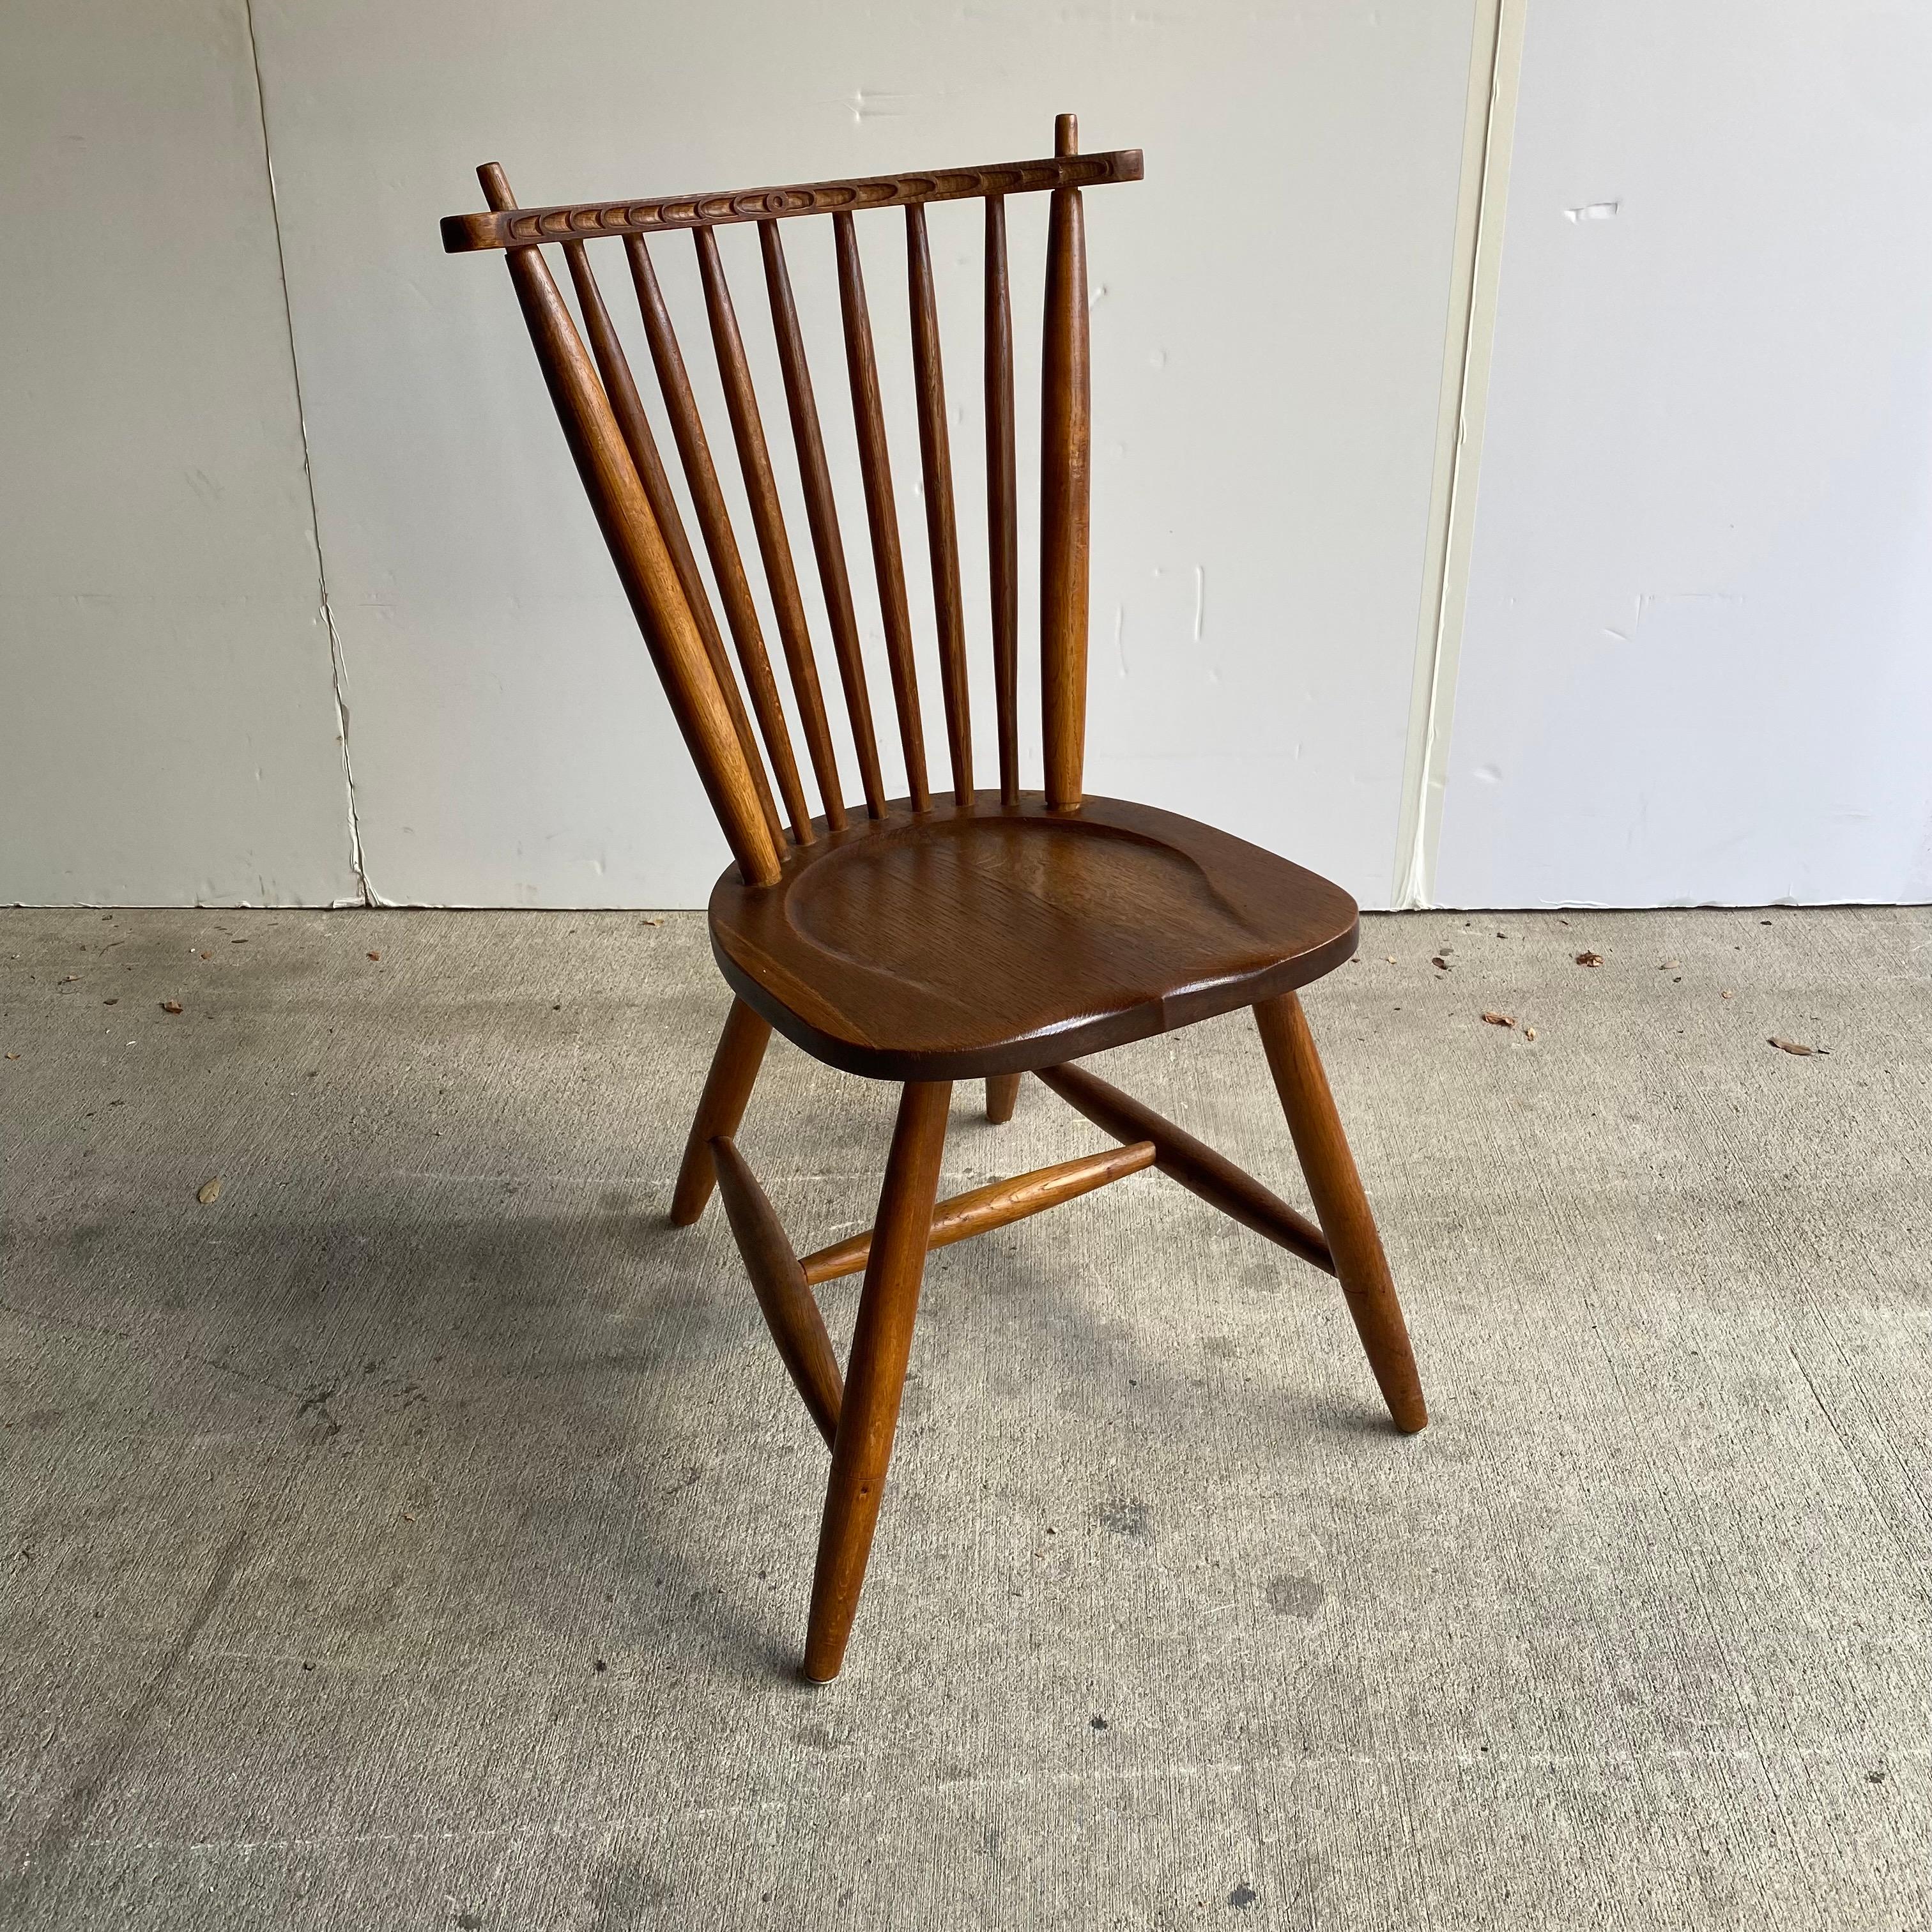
[1254,991,1427,1434]
[985,1073,1022,1123]
[670,997,771,1226]
[804,1079,952,1682]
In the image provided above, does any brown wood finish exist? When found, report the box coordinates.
[759,220,887,818]
[985,1071,1021,1124]
[905,206,974,803]
[833,211,930,811]
[1036,1060,1333,1275]
[805,1080,951,1682]
[1040,114,1092,811]
[562,240,783,849]
[626,234,815,845]
[711,1135,844,1447]
[984,195,1021,809]
[477,165,780,888]
[670,995,771,1225]
[799,1138,1154,1286]
[1254,992,1427,1433]
[447,119,1429,1683]
[709,792,1360,1082]
[443,149,1146,253]
[694,226,848,829]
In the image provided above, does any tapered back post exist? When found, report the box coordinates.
[477,165,781,887]
[1040,114,1092,812]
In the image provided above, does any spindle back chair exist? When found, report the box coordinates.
[441,116,1426,1683]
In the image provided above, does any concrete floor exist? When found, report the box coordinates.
[1,905,1928,1928]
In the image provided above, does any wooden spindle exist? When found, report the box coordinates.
[625,234,815,845]
[758,220,887,820]
[477,165,780,888]
[906,205,974,805]
[695,227,848,831]
[834,212,929,813]
[1041,112,1091,812]
[562,240,783,849]
[984,195,1020,808]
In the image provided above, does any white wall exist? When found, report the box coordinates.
[6,1,1928,911]
[1436,1,1932,906]
[0,0,359,905]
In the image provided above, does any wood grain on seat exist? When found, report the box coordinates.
[710,793,1360,1080]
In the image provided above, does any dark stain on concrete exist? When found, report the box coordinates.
[1096,1498,1151,1538]
[1266,1573,1326,1619]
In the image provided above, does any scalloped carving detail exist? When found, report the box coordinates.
[444,150,1142,252]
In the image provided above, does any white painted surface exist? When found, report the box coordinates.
[1436,1,1932,906]
[248,0,1481,907]
[0,0,358,906]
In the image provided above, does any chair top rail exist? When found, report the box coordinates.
[441,148,1143,253]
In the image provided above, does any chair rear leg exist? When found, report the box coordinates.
[804,1079,952,1682]
[985,1073,1022,1123]
[670,998,772,1226]
[1254,991,1427,1434]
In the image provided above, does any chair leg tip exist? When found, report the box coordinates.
[797,1659,840,1685]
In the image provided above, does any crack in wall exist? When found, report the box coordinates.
[241,0,373,907]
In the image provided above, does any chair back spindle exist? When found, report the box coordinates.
[445,125,1141,871]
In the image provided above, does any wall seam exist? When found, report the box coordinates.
[1391,0,1524,910]
[241,0,374,907]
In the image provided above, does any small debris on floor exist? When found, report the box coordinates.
[1480,1011,1515,1028]
[1386,954,1398,963]
[367,951,380,962]
[1722,990,1733,999]
[1575,951,1604,967]
[60,974,79,984]
[641,917,663,927]
[102,998,117,1006]
[1768,1036,1820,1057]
[1524,1027,1538,1040]
[160,1000,183,1014]
[196,1177,221,1204]
[1431,956,1450,971]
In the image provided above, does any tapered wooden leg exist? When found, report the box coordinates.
[985,1073,1022,1123]
[670,998,771,1226]
[803,1080,952,1682]
[1254,992,1427,1434]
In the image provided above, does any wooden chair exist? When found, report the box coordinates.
[441,117,1426,1682]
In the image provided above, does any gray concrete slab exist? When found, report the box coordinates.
[2,907,1928,1928]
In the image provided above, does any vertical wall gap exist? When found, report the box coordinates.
[1391,0,1525,909]
[241,0,373,906]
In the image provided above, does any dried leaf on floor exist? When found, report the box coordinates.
[1767,1036,1819,1057]
[60,974,79,984]
[1524,1027,1538,1040]
[160,1000,183,1014]
[1480,1011,1515,1028]
[1574,951,1604,967]
[196,1177,221,1204]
